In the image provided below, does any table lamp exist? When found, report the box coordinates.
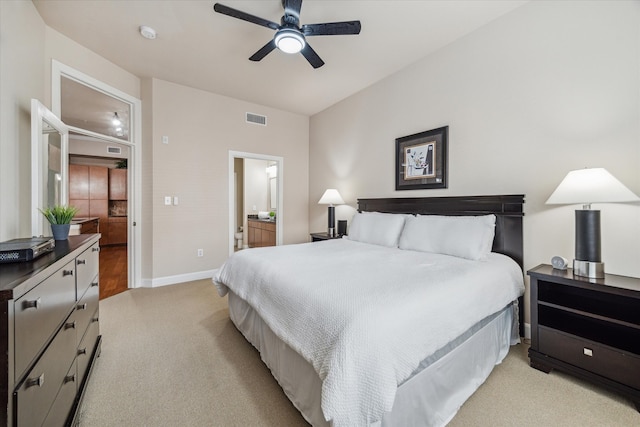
[546,168,639,278]
[318,189,344,237]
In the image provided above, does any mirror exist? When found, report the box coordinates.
[31,99,69,237]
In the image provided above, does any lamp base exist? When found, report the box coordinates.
[573,260,604,279]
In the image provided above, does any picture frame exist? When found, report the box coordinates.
[395,126,448,191]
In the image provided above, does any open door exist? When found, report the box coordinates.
[31,99,69,237]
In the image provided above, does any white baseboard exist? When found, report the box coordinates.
[524,322,531,340]
[141,269,216,288]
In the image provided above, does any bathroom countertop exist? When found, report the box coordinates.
[247,216,276,223]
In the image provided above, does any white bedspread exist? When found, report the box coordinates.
[212,239,524,426]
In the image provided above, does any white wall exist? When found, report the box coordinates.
[0,1,46,240]
[309,1,640,323]
[148,78,309,280]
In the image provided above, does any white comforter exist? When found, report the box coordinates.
[213,239,524,426]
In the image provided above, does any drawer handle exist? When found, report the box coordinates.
[92,247,100,253]
[64,374,76,384]
[78,348,87,356]
[77,259,86,265]
[583,348,593,357]
[91,317,99,323]
[77,303,87,311]
[91,281,99,287]
[26,373,45,388]
[23,298,41,310]
[63,269,74,277]
[64,321,76,330]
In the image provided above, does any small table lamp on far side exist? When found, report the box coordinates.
[318,189,344,238]
[546,167,639,279]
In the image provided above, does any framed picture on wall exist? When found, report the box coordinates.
[395,126,448,190]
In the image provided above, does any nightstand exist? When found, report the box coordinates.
[527,264,640,411]
[310,232,343,242]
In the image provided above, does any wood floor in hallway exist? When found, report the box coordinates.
[99,244,128,300]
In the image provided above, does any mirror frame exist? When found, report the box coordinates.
[31,99,69,237]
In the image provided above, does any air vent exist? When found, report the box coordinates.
[107,146,122,154]
[246,112,267,126]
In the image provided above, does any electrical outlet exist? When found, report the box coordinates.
[164,196,172,205]
[197,249,203,257]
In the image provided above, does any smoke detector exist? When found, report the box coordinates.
[139,25,157,40]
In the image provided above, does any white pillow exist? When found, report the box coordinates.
[398,214,496,260]
[347,212,407,247]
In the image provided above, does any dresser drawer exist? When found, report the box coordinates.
[42,360,77,427]
[71,274,99,346]
[14,319,76,427]
[77,311,100,383]
[14,260,76,378]
[76,242,100,298]
[539,326,640,389]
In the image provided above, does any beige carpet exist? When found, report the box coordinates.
[79,279,638,426]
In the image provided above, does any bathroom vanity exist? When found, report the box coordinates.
[247,218,276,248]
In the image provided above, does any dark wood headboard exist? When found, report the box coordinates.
[357,194,525,268]
[358,194,526,335]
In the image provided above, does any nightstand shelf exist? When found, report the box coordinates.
[310,232,343,242]
[528,264,640,412]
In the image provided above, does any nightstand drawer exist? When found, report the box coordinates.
[539,326,640,390]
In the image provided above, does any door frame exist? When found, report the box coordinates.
[228,151,283,256]
[51,60,142,288]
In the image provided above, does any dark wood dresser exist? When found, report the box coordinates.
[528,264,640,411]
[0,234,102,426]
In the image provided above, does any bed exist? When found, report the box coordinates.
[213,195,525,426]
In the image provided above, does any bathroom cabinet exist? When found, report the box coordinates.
[247,219,276,248]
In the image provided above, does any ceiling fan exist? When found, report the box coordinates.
[213,0,361,69]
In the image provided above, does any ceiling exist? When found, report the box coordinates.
[34,0,527,116]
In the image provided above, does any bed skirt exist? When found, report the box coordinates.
[228,291,519,426]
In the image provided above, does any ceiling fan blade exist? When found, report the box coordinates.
[249,40,277,62]
[302,21,362,36]
[283,0,303,19]
[213,3,279,31]
[300,43,325,69]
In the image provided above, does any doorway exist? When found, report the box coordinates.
[68,135,130,299]
[228,151,284,255]
[52,60,142,289]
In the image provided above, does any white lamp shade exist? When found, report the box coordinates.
[318,189,344,205]
[546,168,640,205]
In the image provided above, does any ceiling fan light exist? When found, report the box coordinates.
[274,29,305,54]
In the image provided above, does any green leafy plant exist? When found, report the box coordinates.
[269,211,275,218]
[39,205,79,225]
[115,159,127,169]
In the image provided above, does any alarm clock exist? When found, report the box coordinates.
[551,256,568,270]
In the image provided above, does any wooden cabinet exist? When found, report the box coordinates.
[108,217,127,245]
[69,164,89,200]
[528,264,640,411]
[69,166,109,244]
[248,219,276,248]
[108,169,127,200]
[0,235,102,426]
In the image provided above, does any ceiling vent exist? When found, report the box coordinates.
[246,112,267,126]
[107,146,122,154]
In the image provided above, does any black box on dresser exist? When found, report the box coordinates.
[0,234,102,426]
[528,264,640,412]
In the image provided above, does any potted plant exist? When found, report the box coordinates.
[39,205,79,240]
